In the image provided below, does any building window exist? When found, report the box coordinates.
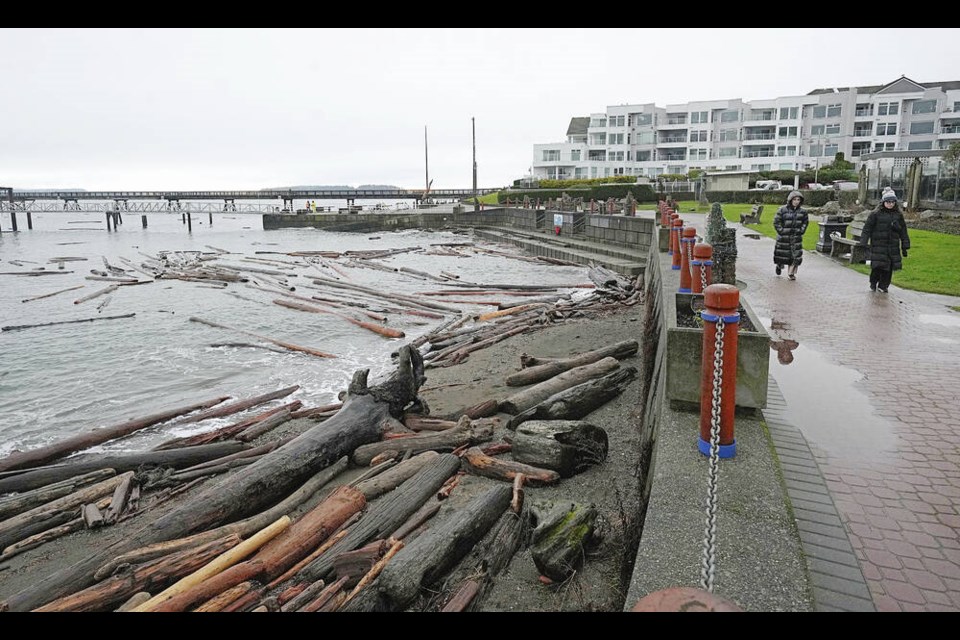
[613,166,625,175]
[954,101,960,113]
[668,165,686,174]
[855,103,874,116]
[570,149,581,161]
[690,111,709,124]
[720,110,739,123]
[877,101,899,116]
[778,126,798,138]
[718,147,737,157]
[825,124,840,135]
[591,167,598,178]
[637,131,654,145]
[542,149,559,162]
[609,151,624,162]
[752,164,772,171]
[810,144,822,156]
[812,104,842,119]
[590,117,607,128]
[810,124,825,136]
[690,130,708,142]
[824,143,838,156]
[777,146,797,156]
[874,142,895,152]
[590,133,607,145]
[575,167,587,179]
[631,113,652,126]
[719,128,738,141]
[636,150,651,161]
[609,115,625,127]
[779,163,794,170]
[588,150,606,161]
[779,106,799,120]
[608,133,624,145]
[912,100,937,114]
[908,141,934,150]
[910,121,935,135]
[689,149,708,160]
[876,122,897,136]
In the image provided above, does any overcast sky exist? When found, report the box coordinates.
[3,28,959,192]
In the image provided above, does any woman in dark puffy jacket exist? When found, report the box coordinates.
[773,190,809,280]
[858,190,910,292]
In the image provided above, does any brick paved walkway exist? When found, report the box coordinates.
[684,213,960,611]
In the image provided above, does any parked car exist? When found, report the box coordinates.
[749,180,782,191]
[802,183,827,190]
[833,180,859,191]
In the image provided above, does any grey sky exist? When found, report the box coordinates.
[3,28,959,191]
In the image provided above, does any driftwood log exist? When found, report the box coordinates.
[0,441,248,494]
[507,366,638,430]
[351,416,493,466]
[377,484,512,610]
[354,451,440,501]
[530,501,598,582]
[0,396,230,473]
[459,447,560,487]
[300,453,461,582]
[498,357,621,415]
[1,345,425,612]
[507,340,638,387]
[510,420,609,478]
[0,469,116,521]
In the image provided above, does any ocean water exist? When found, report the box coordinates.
[0,209,588,458]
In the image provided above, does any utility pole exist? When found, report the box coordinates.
[424,125,429,205]
[472,117,479,211]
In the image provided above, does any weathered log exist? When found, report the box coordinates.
[235,408,293,442]
[189,317,337,358]
[441,579,480,612]
[506,340,638,387]
[0,442,247,494]
[0,469,115,520]
[498,357,620,415]
[530,502,598,582]
[33,535,242,612]
[444,399,500,421]
[219,586,266,612]
[73,284,119,304]
[459,447,560,487]
[0,396,230,473]
[93,457,348,582]
[332,538,389,587]
[0,514,82,562]
[0,472,134,550]
[506,367,638,430]
[273,298,405,339]
[193,580,258,612]
[352,416,493,466]
[164,455,261,484]
[377,484,512,610]
[146,486,364,612]
[20,284,86,304]
[267,524,353,589]
[279,578,326,612]
[510,420,609,478]
[289,402,342,419]
[175,438,287,475]
[497,293,571,310]
[299,575,348,612]
[355,451,440,501]
[169,385,300,427]
[115,592,152,612]
[512,474,525,514]
[300,453,461,582]
[82,503,104,528]
[133,516,291,612]
[102,474,136,525]
[155,401,301,450]
[3,346,423,613]
[340,538,404,608]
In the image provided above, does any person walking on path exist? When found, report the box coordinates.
[773,190,809,280]
[859,190,911,292]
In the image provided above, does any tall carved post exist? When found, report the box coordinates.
[705,202,737,286]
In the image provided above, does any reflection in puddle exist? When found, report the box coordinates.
[769,343,898,464]
[918,314,960,328]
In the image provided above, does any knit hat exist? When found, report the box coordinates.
[882,191,898,202]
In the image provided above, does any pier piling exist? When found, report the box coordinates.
[10,211,18,232]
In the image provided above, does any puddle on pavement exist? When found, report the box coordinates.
[918,313,960,328]
[768,343,898,465]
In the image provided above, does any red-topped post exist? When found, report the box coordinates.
[679,227,697,292]
[699,284,739,458]
[691,243,713,294]
[671,217,683,270]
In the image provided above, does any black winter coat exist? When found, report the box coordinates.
[859,207,910,271]
[773,204,809,266]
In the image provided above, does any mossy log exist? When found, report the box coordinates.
[530,501,598,582]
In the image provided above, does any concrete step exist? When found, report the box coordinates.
[473,226,647,277]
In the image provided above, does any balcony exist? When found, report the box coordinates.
[742,151,775,158]
[855,108,875,117]
[659,120,688,129]
[743,133,776,141]
[853,130,874,138]
[657,136,687,144]
[941,125,960,136]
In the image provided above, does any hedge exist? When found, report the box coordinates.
[500,183,655,203]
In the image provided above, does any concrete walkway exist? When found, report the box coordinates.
[685,211,960,611]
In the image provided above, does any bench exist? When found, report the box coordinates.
[829,220,866,264]
[740,204,764,225]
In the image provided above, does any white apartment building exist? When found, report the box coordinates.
[531,76,960,181]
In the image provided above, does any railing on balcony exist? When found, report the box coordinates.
[742,151,775,158]
[743,133,775,141]
[941,125,960,134]
[855,109,875,117]
[665,117,687,125]
[658,136,687,143]
[746,113,775,121]
[853,131,873,138]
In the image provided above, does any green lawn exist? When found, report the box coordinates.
[669,200,960,297]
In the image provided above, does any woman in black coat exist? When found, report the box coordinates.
[773,190,809,280]
[858,190,910,292]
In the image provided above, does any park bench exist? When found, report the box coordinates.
[829,219,866,264]
[740,204,763,225]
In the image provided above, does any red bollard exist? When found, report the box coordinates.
[699,284,739,458]
[691,242,713,294]
[661,205,672,227]
[679,227,697,292]
[667,213,679,254]
[671,218,683,270]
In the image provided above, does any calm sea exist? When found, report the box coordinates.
[0,205,587,458]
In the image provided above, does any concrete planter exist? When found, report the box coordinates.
[665,292,769,410]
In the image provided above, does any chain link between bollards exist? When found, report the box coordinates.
[699,317,725,593]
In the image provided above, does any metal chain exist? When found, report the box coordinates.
[699,317,725,593]
[700,263,707,292]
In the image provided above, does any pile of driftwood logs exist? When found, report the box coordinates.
[1,239,644,611]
